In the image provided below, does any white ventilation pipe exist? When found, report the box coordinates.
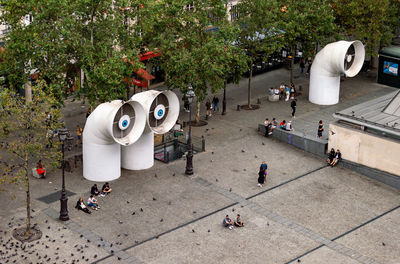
[121,90,180,170]
[309,40,365,105]
[83,100,146,181]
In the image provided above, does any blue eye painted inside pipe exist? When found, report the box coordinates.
[118,115,130,130]
[154,105,166,120]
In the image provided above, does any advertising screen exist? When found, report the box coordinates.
[383,61,398,76]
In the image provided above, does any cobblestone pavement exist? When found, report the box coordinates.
[0,67,399,264]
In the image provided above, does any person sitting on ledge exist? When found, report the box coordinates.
[223,215,233,229]
[36,160,46,178]
[75,197,91,214]
[234,214,244,227]
[280,120,287,130]
[102,182,112,195]
[330,149,342,167]
[327,148,335,165]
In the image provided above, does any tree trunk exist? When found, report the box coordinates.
[25,153,31,236]
[195,101,200,124]
[24,81,32,103]
[248,66,253,109]
[290,46,294,84]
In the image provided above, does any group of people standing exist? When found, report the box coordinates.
[205,95,220,118]
[75,183,113,214]
[258,161,268,187]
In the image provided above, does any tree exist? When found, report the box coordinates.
[235,0,283,109]
[331,0,400,67]
[0,80,63,240]
[136,0,248,122]
[279,0,336,83]
[0,0,141,106]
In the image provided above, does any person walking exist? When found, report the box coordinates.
[205,99,212,118]
[317,120,324,138]
[300,58,305,74]
[291,99,297,118]
[212,95,220,113]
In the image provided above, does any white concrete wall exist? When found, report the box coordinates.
[328,123,400,176]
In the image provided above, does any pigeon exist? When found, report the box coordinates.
[241,149,245,153]
[80,235,83,238]
[232,208,235,212]
[132,212,135,215]
[168,201,172,205]
[94,254,97,258]
[216,179,218,182]
[229,188,232,192]
[208,229,210,233]
[118,257,121,260]
[110,250,114,254]
[160,219,163,222]
[126,201,130,204]
[262,142,265,145]
[211,152,214,154]
[124,233,128,237]
[87,239,91,243]
[297,260,301,263]
[152,197,157,201]
[254,155,258,158]
[243,169,246,171]
[192,229,195,233]
[382,242,385,246]
[154,173,158,178]
[47,226,50,229]
[172,173,175,176]
[118,221,123,224]
[193,211,196,214]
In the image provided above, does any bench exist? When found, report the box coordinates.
[258,124,328,157]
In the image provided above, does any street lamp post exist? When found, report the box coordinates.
[222,80,227,115]
[58,128,70,221]
[185,85,195,175]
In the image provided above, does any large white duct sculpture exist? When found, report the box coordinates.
[309,40,365,105]
[122,90,180,170]
[83,100,146,181]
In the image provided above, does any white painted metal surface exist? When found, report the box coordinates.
[122,90,180,170]
[309,40,365,105]
[83,100,146,181]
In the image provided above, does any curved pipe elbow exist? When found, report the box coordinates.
[309,40,365,105]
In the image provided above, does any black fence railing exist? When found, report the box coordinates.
[154,132,205,163]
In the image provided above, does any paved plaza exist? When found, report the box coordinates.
[0,68,399,264]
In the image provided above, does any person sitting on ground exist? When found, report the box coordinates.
[234,214,244,227]
[36,160,46,178]
[75,197,91,214]
[327,148,335,165]
[102,182,112,195]
[280,120,287,130]
[223,215,233,229]
[88,195,100,210]
[330,149,342,167]
[90,184,104,196]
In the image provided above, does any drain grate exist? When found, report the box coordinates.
[37,190,76,204]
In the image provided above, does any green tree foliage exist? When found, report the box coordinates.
[279,0,336,83]
[0,80,63,237]
[234,0,283,108]
[0,0,141,105]
[136,0,248,122]
[332,0,399,57]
